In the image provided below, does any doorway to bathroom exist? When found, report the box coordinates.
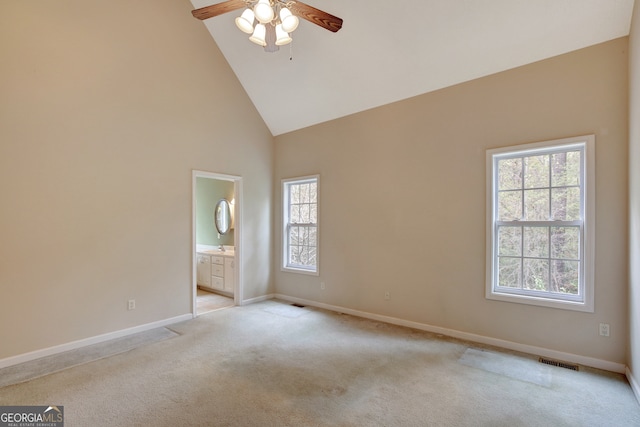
[192,170,243,316]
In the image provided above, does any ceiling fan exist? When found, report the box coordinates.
[192,0,343,52]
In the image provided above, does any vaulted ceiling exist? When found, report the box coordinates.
[191,0,635,136]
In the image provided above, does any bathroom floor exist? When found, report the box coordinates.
[197,288,234,314]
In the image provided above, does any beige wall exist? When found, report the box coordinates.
[629,2,640,384]
[275,38,629,364]
[0,0,273,359]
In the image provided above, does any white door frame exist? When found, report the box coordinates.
[192,170,244,316]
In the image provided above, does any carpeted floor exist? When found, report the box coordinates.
[0,328,178,389]
[1,299,638,426]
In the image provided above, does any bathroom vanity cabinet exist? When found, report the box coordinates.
[196,251,235,294]
[210,255,225,291]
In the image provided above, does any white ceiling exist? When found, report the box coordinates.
[191,0,635,136]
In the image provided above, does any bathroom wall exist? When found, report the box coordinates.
[196,177,235,247]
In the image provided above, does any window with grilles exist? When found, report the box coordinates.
[282,175,319,274]
[486,136,594,312]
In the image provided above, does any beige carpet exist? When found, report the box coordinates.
[0,327,178,389]
[1,299,639,426]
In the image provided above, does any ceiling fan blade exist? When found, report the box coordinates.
[289,1,343,33]
[192,0,246,20]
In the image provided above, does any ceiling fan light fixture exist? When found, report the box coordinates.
[249,23,267,46]
[275,24,292,46]
[190,1,343,54]
[254,0,275,24]
[235,8,255,34]
[279,7,299,33]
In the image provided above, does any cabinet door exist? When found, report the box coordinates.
[197,255,211,287]
[224,257,235,292]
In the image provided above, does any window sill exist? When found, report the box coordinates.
[282,266,319,276]
[486,290,594,313]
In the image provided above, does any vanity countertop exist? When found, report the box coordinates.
[196,244,235,257]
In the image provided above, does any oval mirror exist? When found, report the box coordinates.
[214,199,231,235]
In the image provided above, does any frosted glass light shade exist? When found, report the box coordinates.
[280,8,299,33]
[254,0,274,24]
[235,9,255,34]
[249,23,267,46]
[275,24,292,46]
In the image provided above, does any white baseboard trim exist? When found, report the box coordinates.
[274,294,626,374]
[242,293,275,305]
[0,313,193,370]
[627,367,640,404]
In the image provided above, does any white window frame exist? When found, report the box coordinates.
[282,175,319,275]
[486,135,595,312]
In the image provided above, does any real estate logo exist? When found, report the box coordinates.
[0,406,64,427]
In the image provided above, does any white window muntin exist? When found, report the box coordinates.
[282,175,319,275]
[486,135,594,312]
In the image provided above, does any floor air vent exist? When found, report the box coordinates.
[291,303,305,308]
[539,357,579,371]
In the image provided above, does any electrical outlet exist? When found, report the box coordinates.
[320,281,325,290]
[599,323,610,337]
[128,299,136,311]
[384,291,390,300]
